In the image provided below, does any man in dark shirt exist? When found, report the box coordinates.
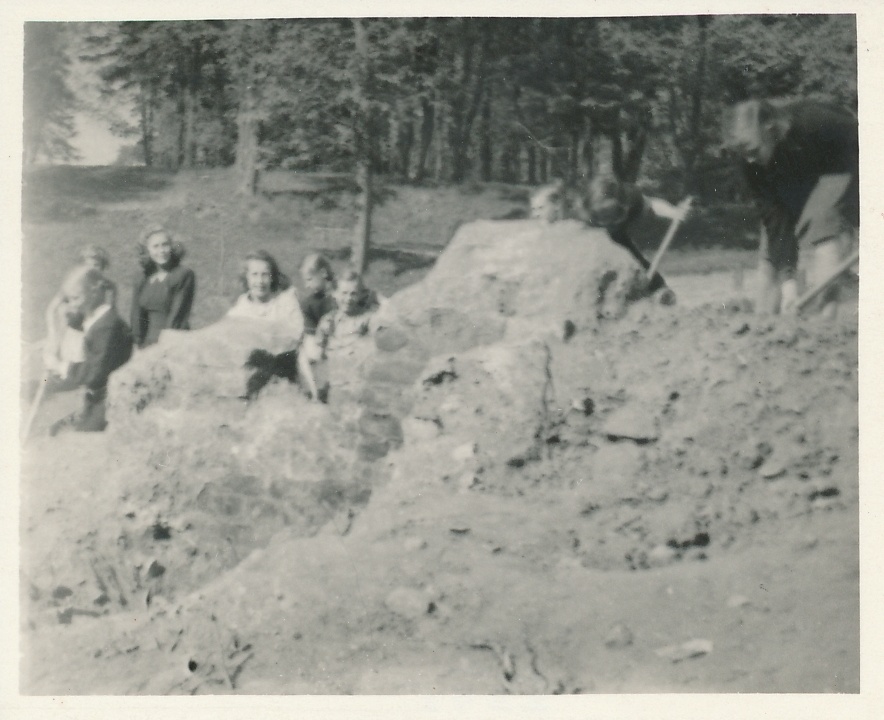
[722,99,858,317]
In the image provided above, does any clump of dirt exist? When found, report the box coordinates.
[20,219,858,694]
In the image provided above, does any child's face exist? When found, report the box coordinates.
[246,259,274,302]
[335,279,363,315]
[302,269,329,296]
[147,233,173,267]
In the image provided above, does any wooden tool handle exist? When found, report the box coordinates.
[795,248,860,312]
[646,196,693,281]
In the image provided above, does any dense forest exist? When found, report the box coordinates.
[23,16,857,198]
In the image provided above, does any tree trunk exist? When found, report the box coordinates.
[351,18,373,274]
[393,103,415,182]
[353,162,373,274]
[685,15,709,192]
[414,98,434,183]
[181,85,198,169]
[577,122,593,182]
[567,130,580,185]
[235,86,260,195]
[610,116,623,179]
[139,86,154,167]
[175,87,186,170]
[434,108,446,182]
[526,143,536,185]
[447,19,488,183]
[478,90,492,182]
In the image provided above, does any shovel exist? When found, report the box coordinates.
[646,196,694,283]
[795,248,860,313]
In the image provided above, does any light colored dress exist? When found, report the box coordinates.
[227,287,305,350]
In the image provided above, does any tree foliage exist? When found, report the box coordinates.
[23,23,80,165]
[61,14,856,197]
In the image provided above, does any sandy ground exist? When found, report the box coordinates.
[18,239,859,697]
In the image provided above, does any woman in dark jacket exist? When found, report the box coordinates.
[131,226,196,348]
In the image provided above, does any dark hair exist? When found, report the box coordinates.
[239,250,289,295]
[300,253,336,284]
[137,226,185,276]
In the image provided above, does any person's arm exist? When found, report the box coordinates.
[165,267,196,330]
[297,350,321,401]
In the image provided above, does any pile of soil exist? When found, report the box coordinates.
[20,219,857,694]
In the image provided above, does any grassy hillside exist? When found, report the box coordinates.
[21,166,758,344]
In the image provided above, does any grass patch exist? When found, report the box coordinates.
[21,166,759,343]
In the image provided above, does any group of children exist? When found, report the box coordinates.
[232,250,383,404]
[35,237,383,436]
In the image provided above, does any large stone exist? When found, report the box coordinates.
[391,340,554,486]
[386,219,649,340]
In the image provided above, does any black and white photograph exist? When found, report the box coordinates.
[5,0,883,715]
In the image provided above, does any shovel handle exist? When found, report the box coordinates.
[647,196,693,281]
[21,378,48,444]
[795,248,860,313]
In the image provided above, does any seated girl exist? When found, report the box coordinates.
[227,250,321,402]
[131,227,196,348]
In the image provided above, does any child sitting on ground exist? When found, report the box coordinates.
[299,253,337,335]
[227,250,322,402]
[45,266,133,434]
[296,253,337,402]
[316,268,384,353]
[304,269,384,404]
[43,245,117,380]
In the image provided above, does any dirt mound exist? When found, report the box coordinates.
[20,220,858,694]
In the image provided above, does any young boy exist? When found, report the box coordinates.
[317,268,383,351]
[43,245,117,379]
[45,266,133,434]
